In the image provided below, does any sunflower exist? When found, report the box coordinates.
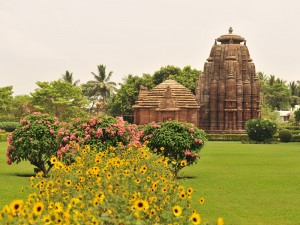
[54,202,63,213]
[190,212,201,225]
[187,187,193,195]
[180,160,187,167]
[76,176,83,182]
[199,197,205,204]
[33,202,44,216]
[65,180,72,187]
[9,199,23,215]
[50,156,57,164]
[162,187,168,193]
[217,217,224,225]
[172,205,182,217]
[42,214,52,225]
[134,200,149,211]
[179,191,186,199]
[135,178,141,184]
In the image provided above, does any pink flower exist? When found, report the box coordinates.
[185,149,192,156]
[6,158,12,165]
[50,129,54,134]
[19,138,22,142]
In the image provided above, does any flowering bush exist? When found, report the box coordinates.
[0,144,221,224]
[141,121,206,177]
[56,115,142,161]
[6,113,60,177]
[246,118,277,143]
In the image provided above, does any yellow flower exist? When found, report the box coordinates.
[135,178,141,184]
[54,202,63,213]
[50,156,57,164]
[160,147,165,151]
[217,217,224,225]
[180,160,187,167]
[179,191,186,199]
[199,197,205,204]
[33,202,44,216]
[172,205,182,217]
[187,187,193,195]
[9,199,23,215]
[190,212,201,225]
[42,214,52,224]
[65,180,72,187]
[134,200,149,211]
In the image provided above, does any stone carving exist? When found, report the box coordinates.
[195,28,260,133]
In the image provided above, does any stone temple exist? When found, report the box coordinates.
[195,27,260,133]
[133,28,260,133]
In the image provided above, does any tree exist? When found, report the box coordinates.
[0,86,13,116]
[6,113,60,177]
[108,74,154,120]
[60,70,80,86]
[152,65,201,92]
[82,65,116,112]
[31,80,88,120]
[141,121,206,177]
[258,73,291,110]
[288,81,299,108]
[12,95,33,120]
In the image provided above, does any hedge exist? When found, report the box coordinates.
[0,122,19,132]
[206,134,248,141]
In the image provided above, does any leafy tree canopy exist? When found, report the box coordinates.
[31,80,88,120]
[153,65,201,92]
[82,65,116,112]
[0,86,14,116]
[108,74,154,120]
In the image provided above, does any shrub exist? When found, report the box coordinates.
[246,118,277,143]
[6,113,61,177]
[56,115,141,161]
[141,121,206,177]
[279,129,293,142]
[0,122,19,132]
[0,144,217,224]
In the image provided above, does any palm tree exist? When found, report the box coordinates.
[61,70,80,86]
[83,65,116,112]
[289,81,298,96]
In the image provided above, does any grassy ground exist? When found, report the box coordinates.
[1,141,300,224]
[179,141,300,225]
[0,142,35,208]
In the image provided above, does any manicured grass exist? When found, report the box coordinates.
[1,141,299,224]
[0,142,35,208]
[179,141,300,225]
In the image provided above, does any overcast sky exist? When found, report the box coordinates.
[1,0,300,95]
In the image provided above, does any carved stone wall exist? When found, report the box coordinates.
[195,28,260,133]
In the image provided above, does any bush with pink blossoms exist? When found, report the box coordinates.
[56,114,142,160]
[141,121,206,177]
[6,113,61,177]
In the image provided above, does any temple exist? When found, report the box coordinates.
[133,78,200,126]
[195,27,260,133]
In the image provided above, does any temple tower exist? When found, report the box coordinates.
[196,28,260,133]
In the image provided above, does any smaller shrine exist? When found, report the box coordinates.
[133,78,200,126]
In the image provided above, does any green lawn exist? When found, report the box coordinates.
[1,141,300,224]
[179,141,300,225]
[0,142,35,208]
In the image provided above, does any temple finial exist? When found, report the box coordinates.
[229,27,233,34]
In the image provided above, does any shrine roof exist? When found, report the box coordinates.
[133,79,200,109]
